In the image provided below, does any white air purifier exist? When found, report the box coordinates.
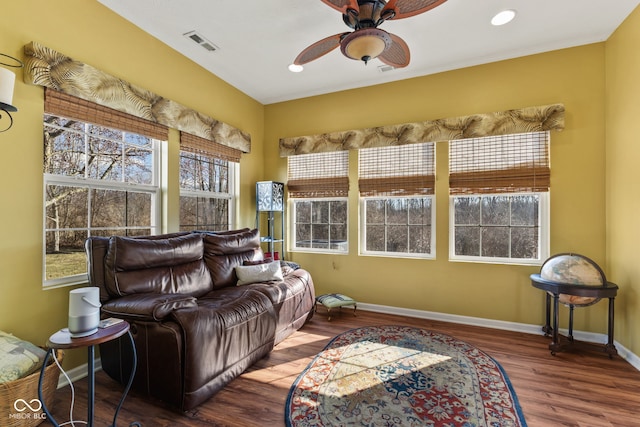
[68,287,101,338]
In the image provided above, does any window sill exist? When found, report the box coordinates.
[359,252,435,260]
[448,257,544,267]
[43,276,89,290]
[290,248,349,256]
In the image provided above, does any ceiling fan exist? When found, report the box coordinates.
[293,0,448,69]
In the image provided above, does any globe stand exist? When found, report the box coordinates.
[531,275,618,358]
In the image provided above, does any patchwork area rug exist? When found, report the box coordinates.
[285,325,526,427]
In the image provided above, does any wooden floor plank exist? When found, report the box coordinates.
[43,310,640,426]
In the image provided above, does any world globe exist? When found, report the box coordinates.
[540,253,606,307]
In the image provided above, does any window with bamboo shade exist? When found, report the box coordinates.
[358,143,435,257]
[179,132,239,232]
[287,151,349,253]
[43,90,165,288]
[448,132,550,264]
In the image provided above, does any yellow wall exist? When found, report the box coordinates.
[265,45,609,332]
[2,0,638,371]
[606,7,640,356]
[0,0,264,368]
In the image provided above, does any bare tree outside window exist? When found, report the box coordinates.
[288,151,349,254]
[452,194,544,262]
[449,132,550,265]
[44,114,160,286]
[364,197,433,255]
[358,142,435,258]
[179,151,235,232]
[293,199,348,251]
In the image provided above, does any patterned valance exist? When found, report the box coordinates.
[279,103,564,156]
[23,41,250,153]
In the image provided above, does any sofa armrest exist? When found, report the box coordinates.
[102,293,198,322]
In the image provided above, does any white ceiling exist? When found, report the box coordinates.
[98,0,640,105]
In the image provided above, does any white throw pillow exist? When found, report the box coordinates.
[235,261,284,286]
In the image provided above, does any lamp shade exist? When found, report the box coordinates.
[256,181,284,211]
[0,67,16,110]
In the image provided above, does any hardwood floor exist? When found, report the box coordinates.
[45,310,640,426]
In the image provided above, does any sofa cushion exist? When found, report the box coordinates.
[203,229,262,289]
[172,287,276,410]
[245,269,316,344]
[235,261,283,286]
[85,236,111,302]
[101,293,198,321]
[105,233,213,297]
[243,257,273,266]
[110,233,201,270]
[203,228,260,255]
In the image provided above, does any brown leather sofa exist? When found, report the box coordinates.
[84,228,315,411]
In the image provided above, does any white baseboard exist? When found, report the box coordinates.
[56,358,102,389]
[358,302,640,371]
[54,303,640,388]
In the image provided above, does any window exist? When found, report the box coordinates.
[288,151,349,253]
[359,143,435,258]
[449,132,550,265]
[43,89,166,287]
[44,109,164,287]
[179,132,240,231]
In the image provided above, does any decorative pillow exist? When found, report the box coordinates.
[236,261,284,286]
[243,257,273,266]
[0,331,47,383]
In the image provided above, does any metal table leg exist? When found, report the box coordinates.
[542,292,552,336]
[88,345,95,426]
[605,297,618,358]
[110,330,140,427]
[38,349,59,427]
[550,293,561,355]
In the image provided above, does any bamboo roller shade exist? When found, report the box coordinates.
[44,88,168,141]
[287,151,349,198]
[449,132,550,195]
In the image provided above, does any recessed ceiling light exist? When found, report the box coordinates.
[491,10,516,26]
[288,64,304,73]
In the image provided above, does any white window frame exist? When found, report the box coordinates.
[448,192,550,266]
[357,141,435,259]
[178,149,238,231]
[43,117,162,288]
[289,197,349,254]
[359,195,435,259]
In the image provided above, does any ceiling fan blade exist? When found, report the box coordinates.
[320,0,359,14]
[294,33,347,65]
[382,0,448,20]
[378,33,410,68]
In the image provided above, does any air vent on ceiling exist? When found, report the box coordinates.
[184,30,219,52]
[377,64,396,73]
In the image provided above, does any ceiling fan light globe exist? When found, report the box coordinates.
[345,35,386,60]
[340,28,391,64]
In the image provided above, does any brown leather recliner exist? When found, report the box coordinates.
[85,228,315,411]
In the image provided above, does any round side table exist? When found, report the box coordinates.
[38,320,138,427]
[530,274,618,357]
